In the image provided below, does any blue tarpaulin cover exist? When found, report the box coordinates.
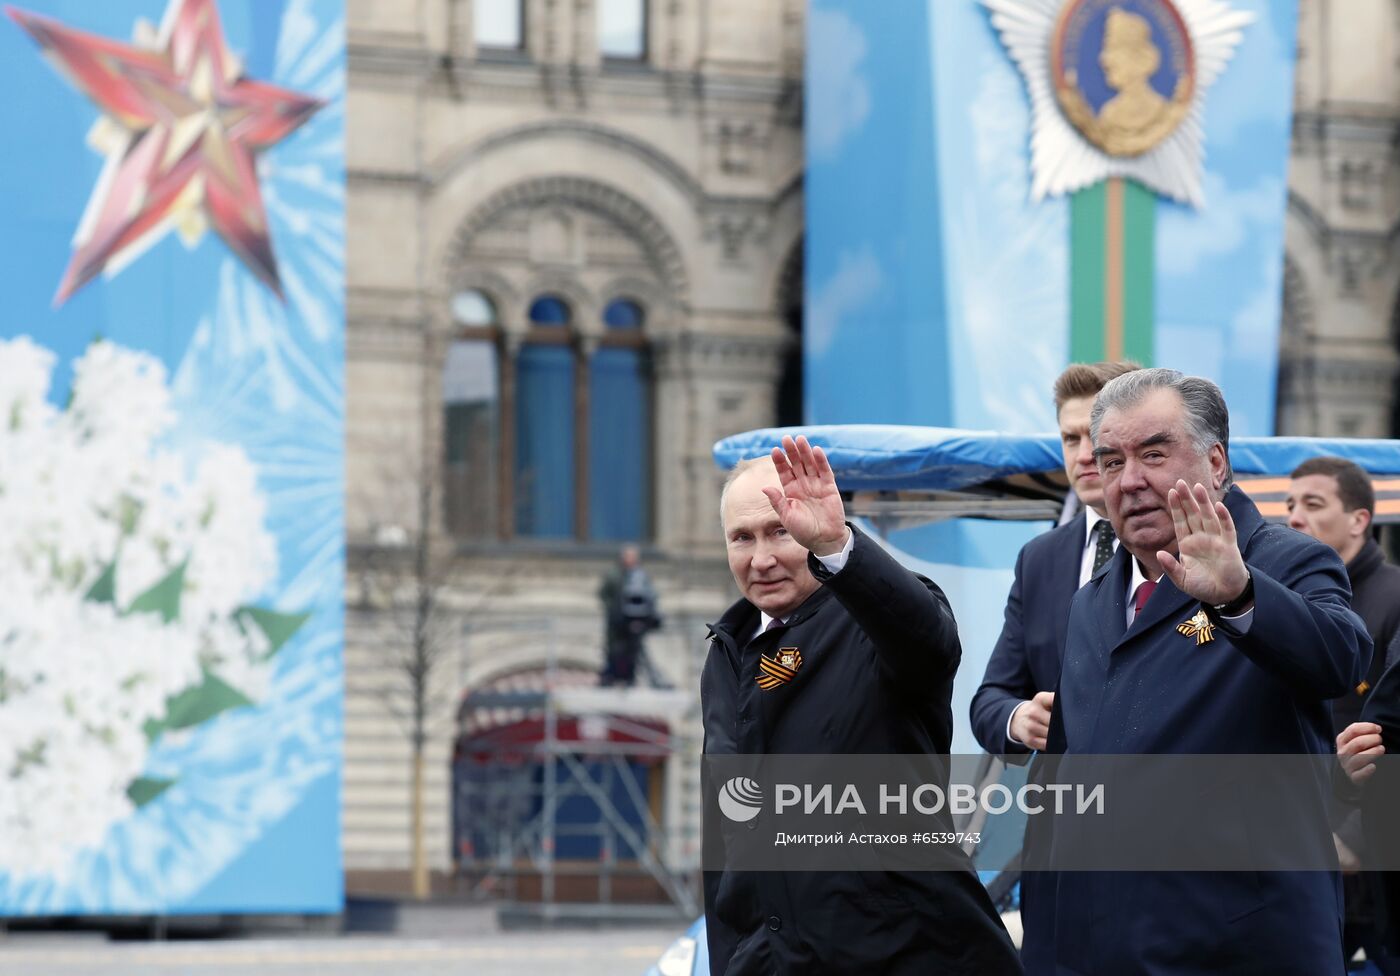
[714,426,1400,492]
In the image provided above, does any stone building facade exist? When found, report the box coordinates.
[343,0,1400,883]
[1278,0,1400,437]
[345,0,804,884]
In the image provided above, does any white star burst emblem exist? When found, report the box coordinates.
[983,0,1253,206]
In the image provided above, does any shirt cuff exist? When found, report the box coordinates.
[1006,701,1028,747]
[814,528,855,574]
[1218,607,1254,633]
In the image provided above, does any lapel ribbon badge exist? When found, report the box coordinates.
[757,647,803,690]
[1177,609,1217,646]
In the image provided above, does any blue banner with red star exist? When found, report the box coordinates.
[0,0,343,915]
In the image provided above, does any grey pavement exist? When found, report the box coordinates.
[0,928,675,976]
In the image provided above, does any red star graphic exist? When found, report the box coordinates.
[7,0,324,305]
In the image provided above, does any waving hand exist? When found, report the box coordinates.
[763,435,849,557]
[1157,480,1251,608]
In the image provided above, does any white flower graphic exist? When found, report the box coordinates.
[0,336,297,879]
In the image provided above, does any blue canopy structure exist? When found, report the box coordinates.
[714,426,1400,524]
[714,426,1063,493]
[716,426,1400,487]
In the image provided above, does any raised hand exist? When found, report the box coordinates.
[763,434,849,557]
[1157,480,1251,607]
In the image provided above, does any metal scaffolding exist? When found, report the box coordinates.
[453,653,700,922]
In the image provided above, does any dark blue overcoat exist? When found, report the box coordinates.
[1049,486,1371,975]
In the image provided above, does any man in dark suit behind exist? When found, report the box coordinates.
[1339,651,1400,974]
[1049,368,1371,974]
[970,360,1138,973]
[1288,456,1400,968]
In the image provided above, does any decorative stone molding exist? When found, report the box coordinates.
[443,176,690,300]
[1330,236,1389,296]
[1337,157,1380,211]
[1278,255,1313,352]
[704,209,771,263]
[705,117,771,175]
[429,119,706,204]
[653,331,787,380]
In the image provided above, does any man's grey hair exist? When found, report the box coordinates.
[1089,367,1233,485]
[719,456,774,526]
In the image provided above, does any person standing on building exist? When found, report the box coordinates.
[598,544,662,687]
[970,360,1138,974]
[702,435,1022,975]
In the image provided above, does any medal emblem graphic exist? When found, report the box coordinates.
[1052,1,1195,158]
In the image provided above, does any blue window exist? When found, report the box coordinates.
[515,344,575,538]
[453,288,652,543]
[588,347,648,540]
[602,297,644,330]
[528,294,571,326]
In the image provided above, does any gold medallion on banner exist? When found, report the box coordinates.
[1051,1,1195,157]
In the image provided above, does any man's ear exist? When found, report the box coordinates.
[1209,443,1228,490]
[1351,506,1374,540]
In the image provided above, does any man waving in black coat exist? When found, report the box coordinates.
[701,435,1021,975]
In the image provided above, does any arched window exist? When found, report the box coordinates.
[602,297,644,330]
[444,340,500,539]
[515,346,575,539]
[444,289,502,540]
[452,288,498,326]
[443,195,665,547]
[591,299,649,540]
[513,294,577,538]
[528,294,571,326]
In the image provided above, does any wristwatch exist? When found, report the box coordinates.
[1211,572,1254,617]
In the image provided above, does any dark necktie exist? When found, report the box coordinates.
[1091,519,1117,575]
[1133,579,1157,618]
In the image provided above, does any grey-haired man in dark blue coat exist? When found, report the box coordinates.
[1048,368,1371,974]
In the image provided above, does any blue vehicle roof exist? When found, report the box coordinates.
[714,425,1400,491]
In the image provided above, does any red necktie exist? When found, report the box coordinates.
[1133,580,1157,618]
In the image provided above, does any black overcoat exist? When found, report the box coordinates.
[701,524,1022,975]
